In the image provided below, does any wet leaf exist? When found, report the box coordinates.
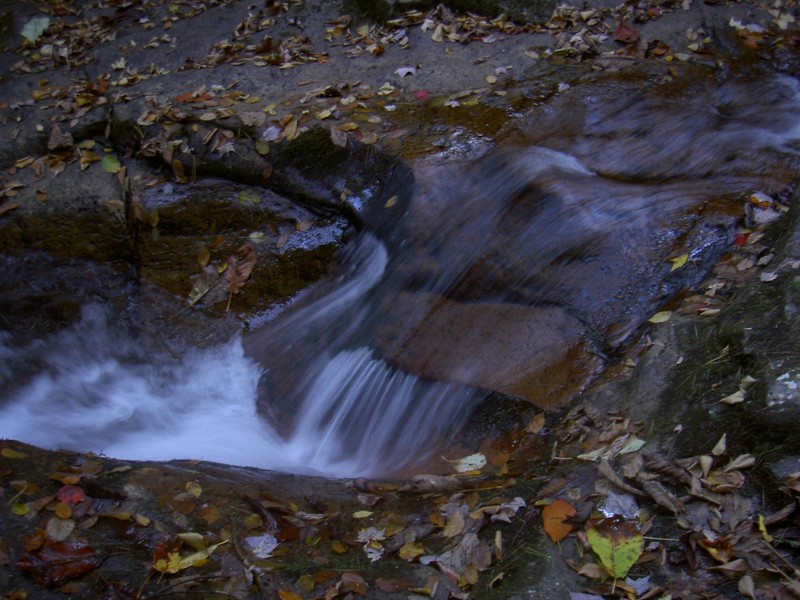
[17,540,103,586]
[585,516,643,579]
[353,510,373,519]
[185,481,202,497]
[341,572,367,595]
[542,499,576,542]
[56,486,85,506]
[46,517,75,542]
[278,591,303,600]
[445,452,486,473]
[100,154,121,173]
[245,534,278,558]
[399,541,425,560]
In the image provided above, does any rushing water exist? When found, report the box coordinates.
[2,74,800,476]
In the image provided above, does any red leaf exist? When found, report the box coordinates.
[415,90,429,101]
[17,541,104,586]
[614,20,640,44]
[56,485,85,506]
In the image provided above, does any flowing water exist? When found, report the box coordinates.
[2,73,800,477]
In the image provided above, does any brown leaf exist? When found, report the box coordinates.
[0,202,19,217]
[613,19,640,44]
[225,245,257,310]
[17,540,104,586]
[340,572,367,595]
[47,124,73,151]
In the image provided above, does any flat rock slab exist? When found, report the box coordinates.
[374,291,602,406]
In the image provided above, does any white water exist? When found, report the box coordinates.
[4,75,800,477]
[0,238,474,477]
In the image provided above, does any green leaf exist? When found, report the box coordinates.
[255,140,271,156]
[585,516,643,579]
[100,154,121,174]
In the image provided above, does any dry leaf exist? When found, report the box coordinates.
[225,245,257,311]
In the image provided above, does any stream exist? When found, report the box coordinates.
[2,73,800,477]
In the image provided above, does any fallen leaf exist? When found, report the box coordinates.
[17,540,104,586]
[56,485,85,506]
[613,19,640,43]
[341,572,367,595]
[45,517,75,542]
[670,253,689,271]
[1,448,28,459]
[0,203,19,217]
[224,245,257,311]
[47,124,73,151]
[100,154,121,173]
[542,499,576,542]
[22,16,50,44]
[648,311,671,324]
[585,516,643,579]
[444,453,486,473]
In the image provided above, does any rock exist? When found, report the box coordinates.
[374,291,601,406]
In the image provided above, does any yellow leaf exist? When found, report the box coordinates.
[12,503,30,516]
[177,532,206,551]
[758,514,773,542]
[398,541,425,560]
[648,311,671,324]
[1,448,28,459]
[353,510,373,519]
[670,253,689,271]
[331,540,348,554]
[443,511,465,538]
[186,481,202,497]
[585,516,643,579]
